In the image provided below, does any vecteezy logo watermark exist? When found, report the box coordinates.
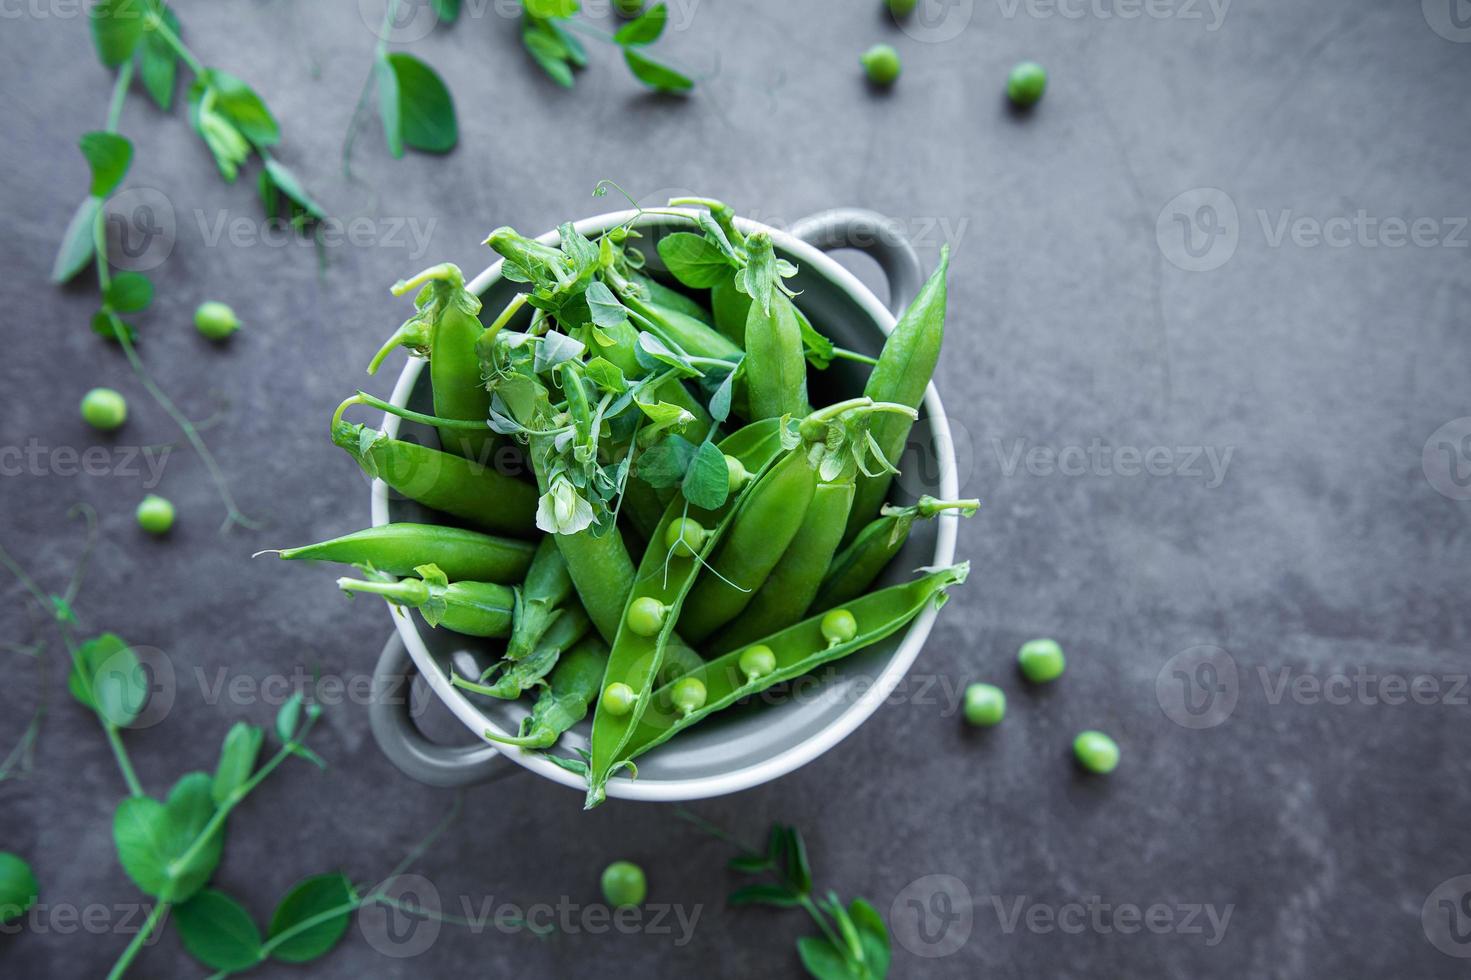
[890,875,973,958]
[193,211,438,260]
[1156,645,1238,730]
[989,896,1233,946]
[892,0,975,42]
[1156,645,1471,728]
[105,187,176,273]
[992,438,1234,488]
[1156,187,1239,272]
[357,874,703,957]
[1423,417,1471,501]
[1423,0,1471,42]
[1159,187,1471,271]
[994,0,1230,31]
[1424,875,1471,957]
[0,441,171,486]
[893,415,978,500]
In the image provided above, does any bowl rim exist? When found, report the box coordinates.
[371,207,958,802]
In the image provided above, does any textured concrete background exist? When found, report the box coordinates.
[3,0,1470,976]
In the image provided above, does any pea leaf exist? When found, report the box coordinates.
[522,25,575,88]
[551,19,587,66]
[137,3,180,110]
[796,307,836,369]
[90,0,147,68]
[728,854,772,874]
[381,53,458,154]
[613,2,667,45]
[276,691,304,743]
[268,873,355,963]
[173,890,264,972]
[52,197,102,284]
[0,853,38,926]
[113,772,223,902]
[583,356,627,394]
[91,311,137,343]
[622,49,693,93]
[68,633,147,727]
[524,0,580,16]
[635,434,696,489]
[212,722,264,805]
[795,935,853,980]
[105,272,153,314]
[634,331,698,376]
[203,70,280,147]
[584,280,628,329]
[262,158,327,221]
[729,884,802,909]
[79,132,132,198]
[784,826,813,895]
[657,232,728,288]
[375,54,404,158]
[431,0,460,22]
[707,362,737,423]
[682,440,729,509]
[849,898,891,977]
[534,330,585,374]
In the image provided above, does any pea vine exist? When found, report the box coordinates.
[680,811,892,980]
[346,0,691,168]
[54,0,326,531]
[0,522,537,977]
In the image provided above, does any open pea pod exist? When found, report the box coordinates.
[584,418,785,808]
[618,562,969,765]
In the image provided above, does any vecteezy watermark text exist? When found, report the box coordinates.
[992,438,1234,488]
[994,0,1229,30]
[0,440,171,487]
[194,211,438,260]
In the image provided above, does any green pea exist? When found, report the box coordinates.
[1073,730,1119,774]
[887,0,918,15]
[601,860,646,907]
[194,301,241,340]
[963,683,1006,727]
[601,682,636,716]
[136,494,175,535]
[861,44,901,86]
[1007,60,1047,107]
[626,596,669,637]
[80,387,127,431]
[1017,638,1065,683]
[738,644,776,681]
[664,518,708,559]
[671,677,707,716]
[820,609,858,647]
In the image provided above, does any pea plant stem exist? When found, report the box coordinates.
[342,0,402,178]
[144,5,205,75]
[105,59,134,130]
[105,900,170,980]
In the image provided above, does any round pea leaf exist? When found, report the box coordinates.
[622,49,692,93]
[267,873,355,963]
[203,70,280,148]
[795,935,852,980]
[211,722,264,805]
[79,132,133,198]
[67,633,147,726]
[112,772,223,902]
[105,272,153,314]
[656,233,728,288]
[379,53,458,156]
[613,2,667,46]
[90,0,146,68]
[173,890,264,972]
[0,853,39,925]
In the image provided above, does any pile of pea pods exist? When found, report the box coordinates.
[272,199,976,808]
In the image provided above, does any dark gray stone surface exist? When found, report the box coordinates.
[3,0,1470,975]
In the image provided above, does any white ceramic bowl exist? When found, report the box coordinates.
[367,207,958,802]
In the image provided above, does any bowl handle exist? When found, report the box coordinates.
[789,208,923,315]
[369,632,513,787]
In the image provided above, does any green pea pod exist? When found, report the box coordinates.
[676,449,819,645]
[506,536,574,660]
[635,274,717,328]
[481,636,608,749]
[621,563,970,763]
[336,564,516,638]
[744,289,808,421]
[710,273,750,345]
[528,432,638,644]
[262,523,536,584]
[709,479,856,655]
[814,497,979,612]
[844,245,950,543]
[330,411,539,538]
[626,295,742,363]
[452,602,591,700]
[585,418,787,808]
